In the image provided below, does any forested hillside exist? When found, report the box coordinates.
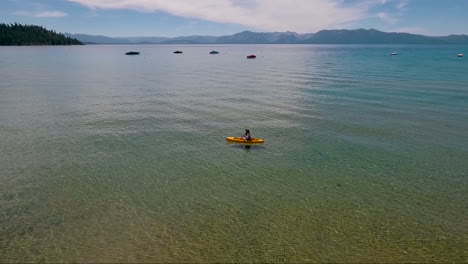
[0,23,82,45]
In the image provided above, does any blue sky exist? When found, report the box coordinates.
[1,0,467,37]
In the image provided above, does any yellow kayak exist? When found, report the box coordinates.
[226,137,264,144]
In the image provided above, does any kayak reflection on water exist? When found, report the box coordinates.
[228,143,265,151]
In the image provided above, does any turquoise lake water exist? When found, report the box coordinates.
[0,44,467,263]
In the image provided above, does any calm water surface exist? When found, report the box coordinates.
[0,45,467,263]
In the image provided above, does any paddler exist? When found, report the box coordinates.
[242,129,251,140]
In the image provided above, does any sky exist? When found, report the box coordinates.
[1,0,467,37]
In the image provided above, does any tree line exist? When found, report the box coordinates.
[0,23,83,46]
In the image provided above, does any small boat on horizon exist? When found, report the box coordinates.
[125,51,140,55]
[391,52,398,56]
[210,51,219,54]
[174,51,183,54]
[247,55,256,59]
[458,54,464,57]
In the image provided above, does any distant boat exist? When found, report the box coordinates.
[458,54,464,57]
[247,55,256,59]
[210,51,219,54]
[174,51,183,54]
[390,52,398,56]
[125,51,140,55]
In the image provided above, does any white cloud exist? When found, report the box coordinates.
[64,0,376,32]
[35,11,68,17]
[377,12,398,24]
[397,0,410,10]
[375,0,411,25]
[376,0,410,10]
[13,10,68,17]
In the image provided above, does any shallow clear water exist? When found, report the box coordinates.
[0,44,467,263]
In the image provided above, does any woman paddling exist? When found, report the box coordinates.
[242,129,251,140]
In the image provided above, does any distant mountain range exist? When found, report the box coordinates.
[65,29,468,45]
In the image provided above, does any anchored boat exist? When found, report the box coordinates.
[125,51,140,55]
